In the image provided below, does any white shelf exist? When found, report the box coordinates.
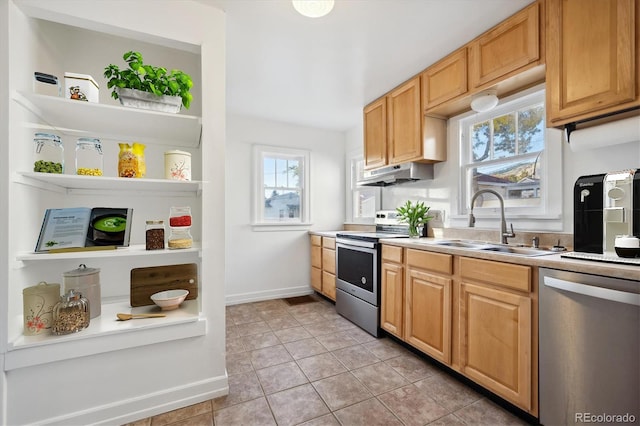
[5,299,205,370]
[16,243,202,261]
[13,90,202,147]
[14,171,203,195]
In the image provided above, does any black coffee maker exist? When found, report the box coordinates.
[574,174,606,253]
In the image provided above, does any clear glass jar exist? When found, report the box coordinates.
[145,220,165,250]
[76,137,103,176]
[52,289,90,335]
[33,132,64,174]
[169,206,192,227]
[168,227,193,249]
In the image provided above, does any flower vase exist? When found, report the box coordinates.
[409,224,423,239]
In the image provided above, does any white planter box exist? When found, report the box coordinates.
[116,87,182,113]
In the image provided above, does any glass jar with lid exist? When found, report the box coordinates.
[52,289,90,335]
[145,220,165,250]
[169,206,192,227]
[33,132,64,174]
[75,137,103,176]
[168,226,193,249]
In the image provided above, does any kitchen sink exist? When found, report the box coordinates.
[419,239,557,257]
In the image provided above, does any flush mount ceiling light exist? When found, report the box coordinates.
[470,89,499,113]
[292,0,335,18]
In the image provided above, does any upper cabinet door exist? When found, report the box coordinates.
[546,0,639,126]
[469,2,541,89]
[363,97,388,169]
[422,48,468,110]
[388,77,423,165]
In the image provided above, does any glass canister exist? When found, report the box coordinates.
[33,132,64,174]
[63,264,101,319]
[52,289,90,335]
[169,206,192,227]
[145,220,165,250]
[22,281,60,335]
[164,150,192,181]
[168,227,193,249]
[75,137,103,176]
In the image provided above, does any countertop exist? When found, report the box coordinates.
[309,230,341,238]
[382,238,640,282]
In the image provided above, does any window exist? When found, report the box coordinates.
[253,145,310,227]
[350,157,380,222]
[458,88,561,224]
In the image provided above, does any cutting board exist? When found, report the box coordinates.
[130,263,198,307]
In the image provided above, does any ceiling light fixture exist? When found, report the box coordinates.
[470,89,499,113]
[292,0,335,18]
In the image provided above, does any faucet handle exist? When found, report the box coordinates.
[502,223,516,244]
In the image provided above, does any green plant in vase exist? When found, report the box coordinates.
[396,200,433,238]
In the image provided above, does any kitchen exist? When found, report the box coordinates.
[1,0,639,425]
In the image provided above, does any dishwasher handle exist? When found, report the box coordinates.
[543,276,640,307]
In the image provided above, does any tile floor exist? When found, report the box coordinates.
[125,295,530,426]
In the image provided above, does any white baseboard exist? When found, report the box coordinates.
[226,285,314,306]
[39,375,229,426]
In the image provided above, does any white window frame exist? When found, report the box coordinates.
[451,85,564,231]
[347,155,380,223]
[252,145,311,230]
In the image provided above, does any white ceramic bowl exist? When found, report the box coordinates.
[150,289,189,311]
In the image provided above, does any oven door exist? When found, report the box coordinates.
[335,239,379,306]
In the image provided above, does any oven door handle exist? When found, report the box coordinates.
[336,238,377,249]
[543,276,640,307]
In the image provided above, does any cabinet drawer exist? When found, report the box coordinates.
[382,245,403,263]
[460,257,531,292]
[322,271,336,300]
[311,266,322,292]
[310,235,322,246]
[311,245,322,268]
[406,249,453,275]
[322,237,336,250]
[322,248,336,274]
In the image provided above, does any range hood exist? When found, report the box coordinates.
[357,162,434,187]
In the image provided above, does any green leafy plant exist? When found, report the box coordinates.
[104,51,194,109]
[396,200,433,237]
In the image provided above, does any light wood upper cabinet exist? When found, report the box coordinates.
[363,97,388,169]
[388,77,423,165]
[423,48,468,110]
[381,245,404,338]
[469,1,541,90]
[546,0,639,126]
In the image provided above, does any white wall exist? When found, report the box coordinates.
[225,114,345,304]
[344,113,640,234]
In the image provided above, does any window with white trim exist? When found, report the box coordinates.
[459,89,560,221]
[253,145,310,226]
[350,157,379,222]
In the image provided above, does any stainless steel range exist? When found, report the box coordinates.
[335,211,413,337]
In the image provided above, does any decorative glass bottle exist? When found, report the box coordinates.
[52,289,90,335]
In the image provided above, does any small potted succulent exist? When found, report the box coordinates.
[104,51,193,113]
[396,200,433,238]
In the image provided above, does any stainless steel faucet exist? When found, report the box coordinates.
[468,189,516,244]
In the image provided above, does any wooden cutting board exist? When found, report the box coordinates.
[130,263,198,307]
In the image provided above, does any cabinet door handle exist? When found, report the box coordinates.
[543,276,640,307]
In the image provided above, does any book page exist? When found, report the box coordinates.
[35,208,92,252]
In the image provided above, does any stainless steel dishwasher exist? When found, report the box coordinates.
[539,268,640,426]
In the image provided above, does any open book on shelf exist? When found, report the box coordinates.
[35,207,133,253]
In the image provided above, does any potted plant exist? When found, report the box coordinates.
[396,200,433,238]
[103,51,193,113]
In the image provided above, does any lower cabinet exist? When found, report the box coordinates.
[309,235,336,301]
[379,245,537,415]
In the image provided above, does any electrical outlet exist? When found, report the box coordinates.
[429,209,444,227]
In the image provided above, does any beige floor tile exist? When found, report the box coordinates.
[226,304,255,316]
[303,321,343,337]
[350,361,409,395]
[265,313,300,331]
[377,384,449,426]
[229,310,263,325]
[212,371,264,410]
[250,344,294,369]
[213,397,276,426]
[267,384,331,426]
[256,360,309,394]
[296,352,347,382]
[149,401,211,426]
[332,344,380,370]
[226,351,253,376]
[333,397,403,426]
[312,371,373,411]
[414,372,482,412]
[362,338,409,360]
[225,337,246,354]
[164,412,213,426]
[284,337,328,360]
[428,413,468,425]
[315,330,358,351]
[273,325,313,343]
[252,298,289,311]
[347,326,379,344]
[239,331,281,351]
[235,320,272,336]
[384,353,439,382]
[453,398,528,425]
[122,418,150,426]
[296,413,340,426]
[293,312,328,325]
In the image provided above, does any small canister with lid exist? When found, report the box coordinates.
[22,281,61,335]
[76,137,103,176]
[168,206,193,249]
[164,150,192,181]
[52,289,90,335]
[63,264,101,319]
[146,220,165,250]
[33,132,64,174]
